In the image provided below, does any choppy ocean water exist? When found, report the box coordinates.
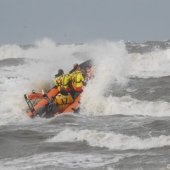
[0,39,170,170]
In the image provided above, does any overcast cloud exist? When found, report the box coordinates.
[0,0,170,44]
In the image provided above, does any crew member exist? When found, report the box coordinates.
[71,64,85,98]
[62,73,72,92]
[54,69,64,91]
[54,88,74,113]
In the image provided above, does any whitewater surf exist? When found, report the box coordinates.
[0,39,170,170]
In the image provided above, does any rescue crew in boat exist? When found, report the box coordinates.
[25,60,94,118]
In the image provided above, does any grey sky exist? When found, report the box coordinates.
[0,0,170,44]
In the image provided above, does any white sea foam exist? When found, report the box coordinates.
[129,49,170,78]
[0,44,24,60]
[47,128,170,150]
[81,95,170,117]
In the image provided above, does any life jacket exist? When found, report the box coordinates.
[62,74,71,92]
[54,93,73,112]
[54,74,72,92]
[71,70,84,91]
[54,75,64,91]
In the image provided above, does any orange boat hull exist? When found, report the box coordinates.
[26,88,82,118]
[26,87,59,118]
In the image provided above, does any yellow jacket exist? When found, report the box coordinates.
[54,93,73,112]
[62,74,71,90]
[54,75,63,91]
[54,74,71,91]
[71,71,84,89]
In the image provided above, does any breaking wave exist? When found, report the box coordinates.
[81,95,170,117]
[47,128,170,150]
[129,49,170,78]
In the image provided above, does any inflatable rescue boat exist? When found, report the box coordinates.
[24,60,93,118]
